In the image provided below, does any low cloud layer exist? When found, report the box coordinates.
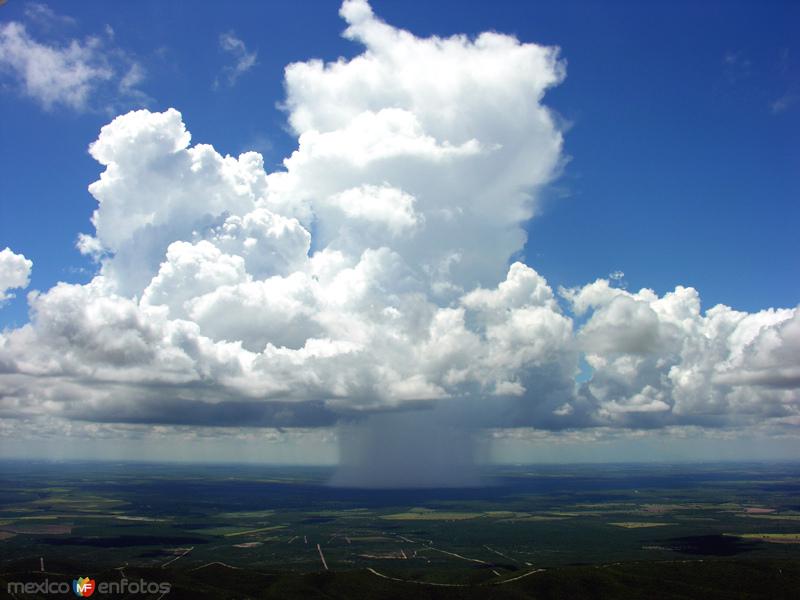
[0,0,797,443]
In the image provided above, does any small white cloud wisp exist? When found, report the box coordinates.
[215,31,257,88]
[0,5,147,112]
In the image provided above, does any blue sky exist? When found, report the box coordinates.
[0,0,798,465]
[1,0,797,327]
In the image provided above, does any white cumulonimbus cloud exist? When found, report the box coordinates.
[0,0,797,435]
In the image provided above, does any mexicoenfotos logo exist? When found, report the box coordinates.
[73,576,96,597]
[7,576,170,596]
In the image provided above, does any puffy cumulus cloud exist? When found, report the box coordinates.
[79,108,274,294]
[0,1,798,440]
[562,279,800,429]
[714,310,800,390]
[0,248,33,305]
[0,5,148,112]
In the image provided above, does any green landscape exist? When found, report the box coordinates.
[1,461,799,598]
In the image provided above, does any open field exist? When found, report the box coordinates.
[608,522,671,529]
[728,533,800,544]
[1,461,799,597]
